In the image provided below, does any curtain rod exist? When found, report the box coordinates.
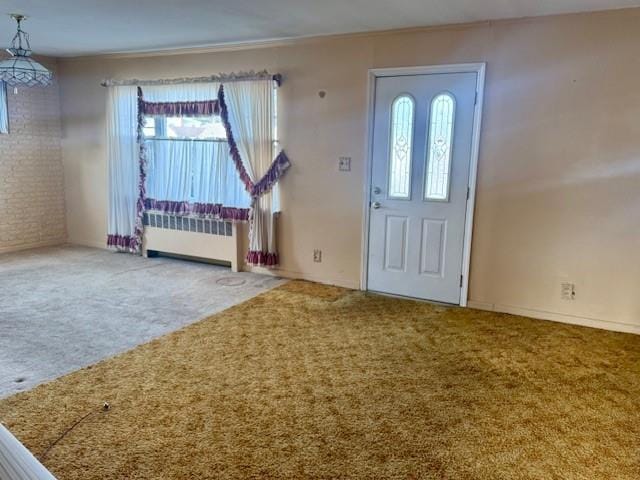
[101,70,282,87]
[145,137,227,143]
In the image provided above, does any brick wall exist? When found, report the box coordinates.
[0,62,66,253]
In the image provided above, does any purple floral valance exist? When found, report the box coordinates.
[107,234,138,252]
[144,198,250,222]
[139,99,219,117]
[252,151,291,198]
[247,251,279,267]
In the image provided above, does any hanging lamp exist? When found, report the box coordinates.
[0,14,52,89]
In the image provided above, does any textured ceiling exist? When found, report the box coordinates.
[1,0,639,57]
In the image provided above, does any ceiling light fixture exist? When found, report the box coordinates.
[0,14,53,91]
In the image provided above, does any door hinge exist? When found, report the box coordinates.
[466,186,470,200]
[474,91,478,105]
[460,275,464,288]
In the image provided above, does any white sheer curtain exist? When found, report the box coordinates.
[223,80,282,264]
[194,142,250,206]
[145,140,192,202]
[145,139,250,207]
[0,82,8,134]
[106,85,140,251]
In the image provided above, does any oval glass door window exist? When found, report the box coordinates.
[388,95,415,199]
[425,93,455,201]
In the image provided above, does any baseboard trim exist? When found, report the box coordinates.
[244,265,359,290]
[67,239,109,250]
[467,300,640,335]
[65,240,360,289]
[0,239,67,255]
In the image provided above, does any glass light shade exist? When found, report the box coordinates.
[0,15,53,88]
[0,55,52,87]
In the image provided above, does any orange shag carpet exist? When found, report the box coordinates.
[0,281,639,479]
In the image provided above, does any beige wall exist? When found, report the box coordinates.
[58,8,640,333]
[0,60,66,253]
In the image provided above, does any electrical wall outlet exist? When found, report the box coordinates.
[338,157,351,172]
[560,282,576,301]
[313,249,322,263]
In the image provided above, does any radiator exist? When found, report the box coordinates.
[142,213,243,272]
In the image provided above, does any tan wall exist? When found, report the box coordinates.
[0,60,66,253]
[58,8,640,332]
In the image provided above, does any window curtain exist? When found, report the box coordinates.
[106,79,291,262]
[219,80,290,266]
[144,140,192,210]
[0,82,8,134]
[141,82,251,221]
[193,142,251,208]
[106,85,140,252]
[145,139,251,219]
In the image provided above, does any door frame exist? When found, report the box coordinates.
[360,63,486,307]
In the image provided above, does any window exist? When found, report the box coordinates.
[0,82,8,134]
[272,82,279,158]
[271,80,281,212]
[142,117,157,138]
[143,115,226,140]
[388,94,415,199]
[143,111,233,204]
[424,93,455,201]
[142,80,280,212]
[143,115,247,206]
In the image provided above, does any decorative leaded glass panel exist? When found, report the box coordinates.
[425,93,455,201]
[388,95,415,199]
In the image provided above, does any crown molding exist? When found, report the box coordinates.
[61,20,492,60]
[58,6,640,60]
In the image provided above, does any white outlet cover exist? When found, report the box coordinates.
[560,282,575,300]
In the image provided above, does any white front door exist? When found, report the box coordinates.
[367,72,477,304]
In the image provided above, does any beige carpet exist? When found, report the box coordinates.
[0,281,638,479]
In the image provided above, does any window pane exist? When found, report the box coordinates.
[388,95,414,199]
[425,93,455,201]
[165,116,227,140]
[0,82,9,134]
[142,117,156,138]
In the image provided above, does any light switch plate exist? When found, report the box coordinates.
[338,157,351,172]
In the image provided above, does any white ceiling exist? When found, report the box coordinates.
[2,0,640,57]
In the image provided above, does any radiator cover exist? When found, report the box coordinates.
[143,213,233,236]
[142,213,242,272]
